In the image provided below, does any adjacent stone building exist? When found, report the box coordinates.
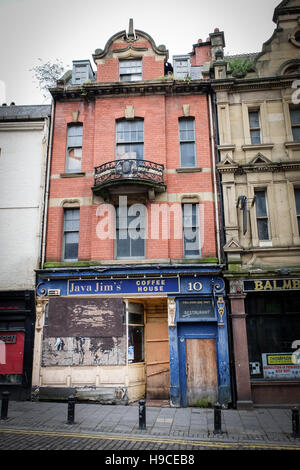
[212,0,300,407]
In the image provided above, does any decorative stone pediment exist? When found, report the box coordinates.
[248,153,272,166]
[93,19,169,64]
[217,154,239,173]
[223,239,243,253]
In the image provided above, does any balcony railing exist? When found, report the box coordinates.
[93,159,166,194]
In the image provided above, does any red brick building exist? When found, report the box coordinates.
[33,21,231,406]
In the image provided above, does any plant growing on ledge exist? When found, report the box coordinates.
[227,58,254,78]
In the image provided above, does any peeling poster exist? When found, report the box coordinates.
[47,297,124,337]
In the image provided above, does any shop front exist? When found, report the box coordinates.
[0,291,36,400]
[33,266,231,406]
[229,277,300,408]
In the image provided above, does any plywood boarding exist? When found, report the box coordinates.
[185,338,218,406]
[145,299,169,399]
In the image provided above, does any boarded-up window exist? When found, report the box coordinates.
[47,297,124,337]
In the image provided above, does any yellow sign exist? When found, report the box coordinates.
[267,354,293,365]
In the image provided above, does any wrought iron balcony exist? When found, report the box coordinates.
[92,159,166,197]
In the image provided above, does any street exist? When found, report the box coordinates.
[0,427,299,452]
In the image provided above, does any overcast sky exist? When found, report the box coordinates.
[0,0,280,105]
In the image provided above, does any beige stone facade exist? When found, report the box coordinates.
[212,0,300,407]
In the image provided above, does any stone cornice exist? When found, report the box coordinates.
[217,159,300,174]
[50,79,210,101]
[211,75,300,92]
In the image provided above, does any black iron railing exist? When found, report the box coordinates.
[94,159,165,189]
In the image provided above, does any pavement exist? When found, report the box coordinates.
[0,399,300,450]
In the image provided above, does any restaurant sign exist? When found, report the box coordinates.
[244,279,300,292]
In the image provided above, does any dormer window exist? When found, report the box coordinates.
[72,60,95,85]
[173,56,190,79]
[119,59,142,82]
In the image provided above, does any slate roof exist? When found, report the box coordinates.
[0,104,51,121]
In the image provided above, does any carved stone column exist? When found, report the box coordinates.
[32,297,48,392]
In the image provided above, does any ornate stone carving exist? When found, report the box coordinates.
[168,297,176,328]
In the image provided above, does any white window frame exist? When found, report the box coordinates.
[66,123,83,173]
[182,203,201,257]
[62,208,80,261]
[179,117,197,168]
[119,59,142,82]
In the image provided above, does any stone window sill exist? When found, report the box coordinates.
[242,143,274,151]
[176,168,203,173]
[60,172,86,178]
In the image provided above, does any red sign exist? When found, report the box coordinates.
[0,332,24,374]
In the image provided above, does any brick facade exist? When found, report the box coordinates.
[46,60,217,263]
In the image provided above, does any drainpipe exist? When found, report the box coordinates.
[211,90,226,263]
[208,93,221,265]
[41,99,55,269]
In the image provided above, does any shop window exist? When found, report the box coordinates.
[249,110,261,144]
[182,203,201,257]
[66,123,83,172]
[295,188,300,235]
[254,189,270,240]
[116,205,145,259]
[246,293,300,379]
[179,117,196,167]
[116,119,144,160]
[290,108,300,141]
[128,303,144,363]
[119,59,142,82]
[63,208,80,261]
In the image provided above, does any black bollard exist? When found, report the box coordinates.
[292,407,300,438]
[213,402,222,434]
[67,394,75,425]
[139,399,146,430]
[1,391,10,420]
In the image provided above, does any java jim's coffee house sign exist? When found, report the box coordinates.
[34,267,231,406]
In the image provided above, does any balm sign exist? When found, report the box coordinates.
[244,279,300,292]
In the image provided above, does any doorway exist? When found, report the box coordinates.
[144,298,170,400]
[178,323,218,407]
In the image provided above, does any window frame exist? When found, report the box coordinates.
[127,302,145,364]
[65,123,83,173]
[173,56,191,79]
[62,208,80,262]
[115,205,146,260]
[248,109,261,145]
[179,117,197,168]
[73,64,89,85]
[254,189,270,241]
[246,292,300,380]
[119,59,142,82]
[182,203,201,258]
[115,118,144,160]
[294,187,300,235]
[290,107,300,142]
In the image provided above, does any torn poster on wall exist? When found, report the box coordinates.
[46,297,124,337]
